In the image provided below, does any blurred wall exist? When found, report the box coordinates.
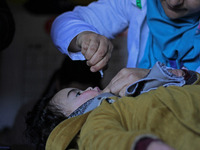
[0,0,64,130]
[0,0,128,147]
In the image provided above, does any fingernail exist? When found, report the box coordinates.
[86,61,90,66]
[90,67,95,72]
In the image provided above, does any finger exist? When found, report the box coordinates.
[84,39,99,60]
[103,76,124,95]
[81,39,91,55]
[103,76,118,94]
[110,78,130,95]
[102,87,110,93]
[168,69,185,77]
[103,68,133,94]
[103,70,126,93]
[109,68,130,84]
[89,53,110,72]
[87,39,110,66]
[108,71,139,95]
[119,86,127,97]
[89,40,113,71]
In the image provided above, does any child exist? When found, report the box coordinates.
[25,63,200,149]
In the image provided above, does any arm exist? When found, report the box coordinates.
[78,100,154,150]
[78,96,174,150]
[50,0,132,71]
[51,0,131,53]
[79,84,200,150]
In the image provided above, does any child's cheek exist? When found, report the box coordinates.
[80,91,99,101]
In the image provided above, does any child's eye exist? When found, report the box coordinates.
[76,91,81,97]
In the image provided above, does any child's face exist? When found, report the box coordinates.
[160,0,200,19]
[50,87,102,116]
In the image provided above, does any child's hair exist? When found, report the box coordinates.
[25,95,66,150]
[41,56,102,98]
[58,56,102,88]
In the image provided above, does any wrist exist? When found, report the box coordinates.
[69,35,81,52]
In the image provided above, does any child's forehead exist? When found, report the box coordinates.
[52,88,75,101]
[57,88,75,96]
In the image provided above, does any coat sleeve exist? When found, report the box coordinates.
[78,98,157,150]
[50,0,132,59]
[78,84,200,150]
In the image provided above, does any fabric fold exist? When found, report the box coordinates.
[126,61,185,96]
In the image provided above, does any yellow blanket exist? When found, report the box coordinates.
[79,85,200,150]
[46,74,200,150]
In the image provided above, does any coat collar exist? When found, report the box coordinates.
[46,112,91,150]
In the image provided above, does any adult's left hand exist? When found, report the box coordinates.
[103,68,150,96]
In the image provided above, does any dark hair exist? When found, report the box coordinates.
[25,96,66,150]
[58,56,102,88]
[41,56,102,98]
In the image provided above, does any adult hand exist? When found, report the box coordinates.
[75,31,114,72]
[147,141,175,150]
[168,69,185,77]
[103,68,150,97]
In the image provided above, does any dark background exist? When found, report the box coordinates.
[0,0,128,149]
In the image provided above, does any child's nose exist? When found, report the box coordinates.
[85,87,93,91]
[94,87,101,92]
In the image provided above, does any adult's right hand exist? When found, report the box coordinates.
[70,31,114,72]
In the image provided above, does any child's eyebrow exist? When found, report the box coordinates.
[67,89,77,98]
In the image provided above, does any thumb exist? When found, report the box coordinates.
[102,86,110,94]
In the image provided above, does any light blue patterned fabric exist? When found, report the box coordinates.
[126,61,186,97]
[68,93,115,118]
